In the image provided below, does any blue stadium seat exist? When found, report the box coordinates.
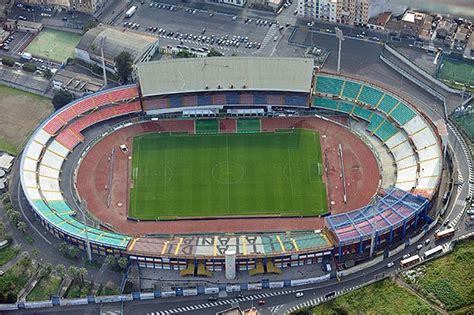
[169,96,182,108]
[197,95,212,106]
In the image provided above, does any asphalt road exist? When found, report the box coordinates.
[115,1,274,56]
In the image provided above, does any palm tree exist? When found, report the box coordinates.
[54,264,66,278]
[17,221,27,234]
[67,266,80,282]
[31,248,40,260]
[78,267,88,286]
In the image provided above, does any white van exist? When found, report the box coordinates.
[325,263,332,272]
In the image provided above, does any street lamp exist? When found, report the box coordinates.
[335,27,345,73]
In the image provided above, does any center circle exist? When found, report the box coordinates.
[212,161,245,184]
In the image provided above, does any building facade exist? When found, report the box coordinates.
[298,0,405,26]
[22,0,107,13]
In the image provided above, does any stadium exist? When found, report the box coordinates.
[19,57,442,275]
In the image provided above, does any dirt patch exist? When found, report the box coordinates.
[0,85,52,153]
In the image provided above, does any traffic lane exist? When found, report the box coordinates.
[295,19,387,41]
[119,4,271,43]
[290,30,383,72]
[156,0,276,20]
[124,288,298,314]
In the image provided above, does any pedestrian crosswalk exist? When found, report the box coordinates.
[260,24,279,49]
[147,290,297,315]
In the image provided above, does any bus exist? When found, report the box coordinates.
[434,227,455,240]
[423,245,443,259]
[400,255,420,268]
[125,6,137,18]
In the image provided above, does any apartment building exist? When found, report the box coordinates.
[298,0,405,26]
[22,0,108,14]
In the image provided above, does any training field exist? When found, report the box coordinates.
[437,59,474,91]
[129,129,327,219]
[25,28,81,63]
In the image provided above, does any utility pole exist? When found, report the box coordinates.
[335,27,345,73]
[100,36,107,88]
[81,211,92,262]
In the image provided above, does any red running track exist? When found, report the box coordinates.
[76,117,379,235]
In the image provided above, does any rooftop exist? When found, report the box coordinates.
[136,57,314,97]
[76,26,158,63]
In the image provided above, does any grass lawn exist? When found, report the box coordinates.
[97,283,121,296]
[0,258,33,301]
[304,279,437,315]
[65,280,93,299]
[25,28,81,63]
[0,245,19,266]
[411,240,474,311]
[0,84,52,154]
[129,129,327,219]
[437,59,474,90]
[27,275,62,301]
[453,113,474,140]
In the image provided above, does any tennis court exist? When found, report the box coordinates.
[129,129,328,220]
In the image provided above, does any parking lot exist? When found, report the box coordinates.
[114,1,277,55]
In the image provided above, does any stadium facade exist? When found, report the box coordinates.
[20,57,443,273]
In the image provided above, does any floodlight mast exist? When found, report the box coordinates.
[335,27,345,73]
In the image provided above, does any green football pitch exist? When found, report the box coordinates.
[128,129,328,219]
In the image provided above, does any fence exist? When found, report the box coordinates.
[0,271,333,311]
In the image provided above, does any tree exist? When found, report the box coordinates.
[22,63,37,73]
[176,50,196,58]
[104,255,117,270]
[2,57,15,67]
[31,248,40,260]
[54,264,66,278]
[117,257,129,271]
[16,221,27,234]
[39,262,52,278]
[78,267,88,285]
[67,246,80,259]
[7,210,21,225]
[52,90,74,110]
[84,19,98,32]
[43,68,53,79]
[207,48,223,57]
[67,265,80,282]
[114,51,133,84]
[57,242,69,255]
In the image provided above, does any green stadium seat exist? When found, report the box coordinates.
[352,106,373,121]
[315,76,344,96]
[338,102,354,114]
[367,113,384,133]
[313,98,339,110]
[357,86,384,107]
[341,80,361,99]
[374,121,398,142]
[376,94,399,114]
[389,103,416,125]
